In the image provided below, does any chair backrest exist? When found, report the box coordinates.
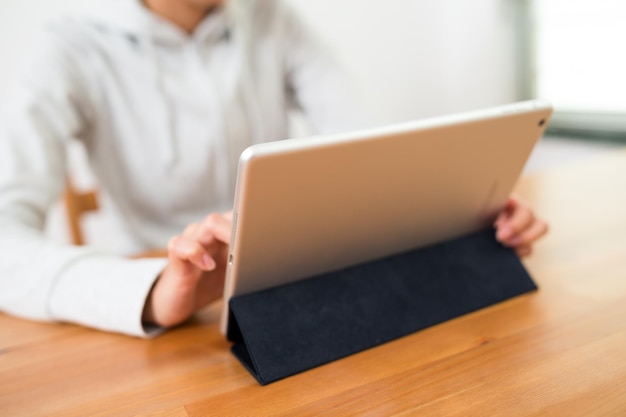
[63,179,167,257]
[63,178,99,246]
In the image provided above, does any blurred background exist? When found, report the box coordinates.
[0,0,623,244]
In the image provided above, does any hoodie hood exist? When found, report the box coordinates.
[82,0,233,46]
[77,0,248,172]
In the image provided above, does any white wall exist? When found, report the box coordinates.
[285,0,519,123]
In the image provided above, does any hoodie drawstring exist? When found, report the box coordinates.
[141,37,178,170]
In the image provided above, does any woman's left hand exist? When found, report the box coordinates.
[494,196,548,257]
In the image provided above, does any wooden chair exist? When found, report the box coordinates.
[64,178,99,246]
[63,178,167,258]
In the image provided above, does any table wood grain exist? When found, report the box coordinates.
[2,148,626,416]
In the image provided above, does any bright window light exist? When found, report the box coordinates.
[533,0,626,114]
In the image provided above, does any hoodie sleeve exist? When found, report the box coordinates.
[279,3,373,134]
[0,24,167,337]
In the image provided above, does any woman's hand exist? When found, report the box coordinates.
[142,212,233,328]
[494,196,548,257]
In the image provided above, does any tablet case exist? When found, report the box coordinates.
[228,228,537,385]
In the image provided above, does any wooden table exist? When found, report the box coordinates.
[2,149,626,417]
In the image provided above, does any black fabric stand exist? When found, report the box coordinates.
[228,228,537,385]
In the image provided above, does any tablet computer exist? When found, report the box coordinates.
[220,100,552,334]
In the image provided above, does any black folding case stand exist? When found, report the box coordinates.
[228,228,537,385]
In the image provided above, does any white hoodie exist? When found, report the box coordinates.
[0,0,364,336]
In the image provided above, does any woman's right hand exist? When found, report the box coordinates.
[142,212,233,328]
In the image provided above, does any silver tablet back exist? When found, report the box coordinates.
[221,100,552,333]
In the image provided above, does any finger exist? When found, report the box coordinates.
[182,222,200,238]
[515,244,533,257]
[183,218,218,247]
[493,199,515,238]
[195,213,233,246]
[496,202,534,243]
[168,235,216,271]
[494,197,517,226]
[513,218,549,247]
[207,213,233,243]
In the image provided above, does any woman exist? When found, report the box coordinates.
[0,0,547,336]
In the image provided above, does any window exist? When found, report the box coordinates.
[525,0,626,139]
